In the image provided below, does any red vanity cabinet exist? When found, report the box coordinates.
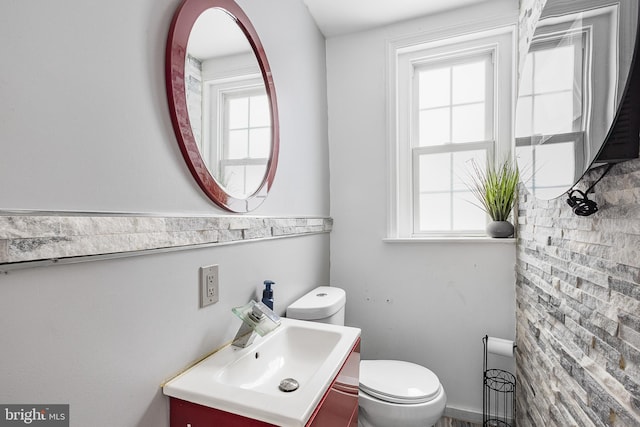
[306,339,360,427]
[169,339,360,427]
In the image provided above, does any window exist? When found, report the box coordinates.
[390,29,514,238]
[203,78,270,199]
[413,53,494,234]
[220,86,270,198]
[514,4,619,200]
[515,30,587,199]
[184,43,272,202]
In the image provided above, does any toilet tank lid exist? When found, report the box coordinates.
[286,286,346,320]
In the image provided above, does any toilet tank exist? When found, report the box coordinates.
[286,286,346,325]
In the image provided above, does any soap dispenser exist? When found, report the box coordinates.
[262,280,275,310]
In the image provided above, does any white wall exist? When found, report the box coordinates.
[0,237,329,426]
[0,1,329,426]
[0,0,329,216]
[327,0,519,418]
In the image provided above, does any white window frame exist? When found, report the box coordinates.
[387,27,515,239]
[516,31,588,199]
[202,75,265,169]
[410,50,495,236]
[201,75,270,197]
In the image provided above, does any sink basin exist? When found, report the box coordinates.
[218,322,341,391]
[163,317,361,427]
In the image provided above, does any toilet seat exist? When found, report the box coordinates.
[359,360,442,404]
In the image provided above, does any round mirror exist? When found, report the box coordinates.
[516,0,639,200]
[166,0,279,212]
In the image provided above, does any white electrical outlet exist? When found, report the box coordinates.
[200,264,219,307]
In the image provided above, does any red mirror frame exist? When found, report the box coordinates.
[166,0,279,212]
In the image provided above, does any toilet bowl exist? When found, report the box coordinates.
[286,286,446,427]
[359,360,446,427]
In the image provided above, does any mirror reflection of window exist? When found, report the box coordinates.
[515,1,632,200]
[200,74,268,199]
[516,23,588,199]
[517,40,583,136]
[184,7,271,201]
[219,86,270,198]
[517,139,578,200]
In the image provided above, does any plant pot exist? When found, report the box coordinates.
[486,221,514,238]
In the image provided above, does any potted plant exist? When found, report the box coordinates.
[467,158,519,238]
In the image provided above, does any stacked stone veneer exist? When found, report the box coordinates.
[516,159,640,426]
[0,215,332,268]
[185,54,203,147]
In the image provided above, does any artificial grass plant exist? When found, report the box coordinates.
[467,158,520,222]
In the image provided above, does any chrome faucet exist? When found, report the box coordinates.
[231,300,281,348]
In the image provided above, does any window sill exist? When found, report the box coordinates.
[383,237,516,244]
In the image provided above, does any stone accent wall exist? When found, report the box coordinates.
[0,214,332,270]
[185,54,203,148]
[516,159,640,426]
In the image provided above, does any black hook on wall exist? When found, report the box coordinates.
[566,164,614,216]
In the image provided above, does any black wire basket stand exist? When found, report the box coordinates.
[483,335,516,427]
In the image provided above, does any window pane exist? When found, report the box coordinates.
[534,45,574,93]
[228,97,249,129]
[249,128,270,158]
[519,55,533,96]
[245,165,266,196]
[452,61,485,104]
[419,153,451,192]
[250,94,270,127]
[227,129,248,159]
[517,141,575,199]
[452,103,485,143]
[419,108,450,146]
[516,144,534,185]
[535,142,575,188]
[416,148,488,233]
[221,165,244,196]
[453,190,485,230]
[533,92,574,135]
[419,193,451,231]
[452,150,486,191]
[515,96,532,137]
[419,67,450,109]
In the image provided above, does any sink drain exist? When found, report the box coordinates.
[279,378,299,392]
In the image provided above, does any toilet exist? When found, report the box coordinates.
[287,286,446,427]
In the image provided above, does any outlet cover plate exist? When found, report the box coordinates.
[200,264,219,307]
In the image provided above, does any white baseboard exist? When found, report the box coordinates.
[443,406,483,423]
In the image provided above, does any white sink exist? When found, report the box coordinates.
[163,317,361,427]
